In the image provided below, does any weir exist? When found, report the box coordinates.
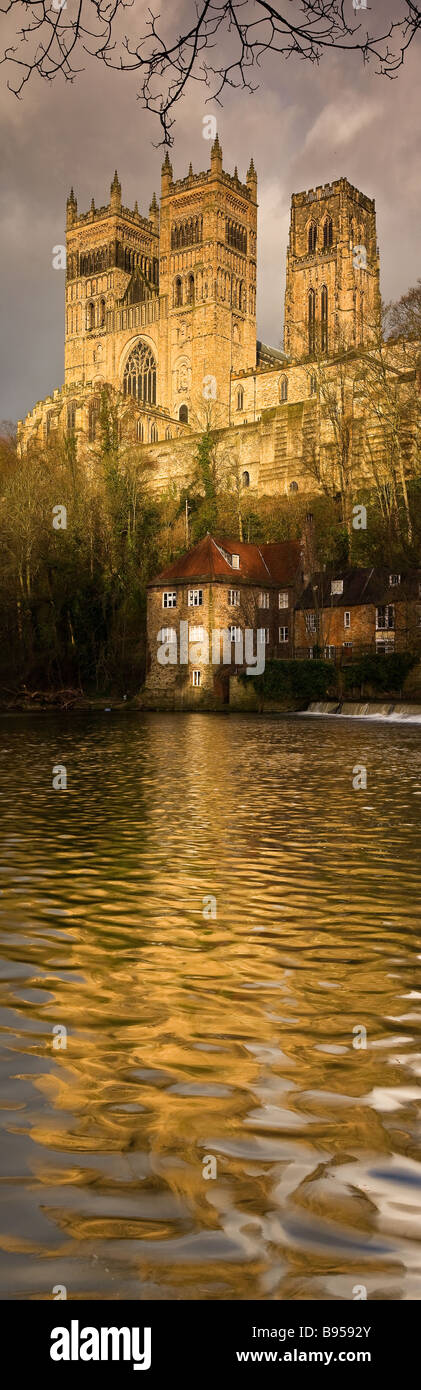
[306,701,421,721]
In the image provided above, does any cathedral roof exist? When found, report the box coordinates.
[256,341,289,368]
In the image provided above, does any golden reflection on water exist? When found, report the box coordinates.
[0,712,420,1300]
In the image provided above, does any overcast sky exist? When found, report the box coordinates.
[0,1,420,425]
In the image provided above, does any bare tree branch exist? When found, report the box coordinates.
[0,0,420,141]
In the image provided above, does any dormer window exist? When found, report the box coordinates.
[331,579,343,596]
[232,554,240,569]
[389,573,401,586]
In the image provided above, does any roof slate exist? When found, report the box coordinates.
[148,534,302,587]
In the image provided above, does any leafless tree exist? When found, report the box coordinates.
[1,0,420,141]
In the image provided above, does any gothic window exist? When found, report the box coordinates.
[100,298,106,327]
[179,404,189,423]
[226,219,247,254]
[165,427,172,439]
[86,301,95,331]
[237,387,244,411]
[323,218,333,249]
[174,277,183,308]
[187,274,195,305]
[123,340,157,404]
[242,470,250,488]
[289,480,299,492]
[321,285,328,352]
[280,376,288,402]
[88,397,100,443]
[150,423,158,443]
[67,401,76,431]
[308,223,317,254]
[308,288,316,355]
[239,281,246,312]
[136,419,144,442]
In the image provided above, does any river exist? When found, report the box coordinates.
[0,712,420,1300]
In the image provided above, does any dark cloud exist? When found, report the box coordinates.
[0,5,420,423]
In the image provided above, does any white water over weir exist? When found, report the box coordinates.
[306,701,421,721]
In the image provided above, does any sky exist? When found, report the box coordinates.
[0,0,420,425]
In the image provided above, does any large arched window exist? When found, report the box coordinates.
[321,285,328,352]
[280,376,288,402]
[86,301,95,331]
[179,404,189,423]
[150,423,158,443]
[187,274,194,305]
[136,419,144,442]
[308,288,316,356]
[123,340,157,404]
[308,223,317,254]
[174,277,183,308]
[323,218,333,249]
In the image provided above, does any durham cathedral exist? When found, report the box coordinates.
[18,136,417,497]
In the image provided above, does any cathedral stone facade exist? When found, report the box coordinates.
[19,144,399,501]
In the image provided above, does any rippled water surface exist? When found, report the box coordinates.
[0,712,421,1301]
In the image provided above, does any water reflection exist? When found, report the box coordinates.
[0,712,420,1300]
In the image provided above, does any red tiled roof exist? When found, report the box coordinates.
[148,534,302,587]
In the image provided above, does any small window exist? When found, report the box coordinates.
[174,277,182,307]
[150,423,158,443]
[289,480,299,493]
[242,470,250,488]
[279,376,288,402]
[189,625,204,642]
[279,626,289,643]
[324,645,335,660]
[307,612,316,632]
[331,579,344,596]
[376,605,394,630]
[232,554,240,569]
[192,669,201,686]
[136,419,144,442]
[259,592,270,609]
[165,427,171,440]
[309,374,317,397]
[229,625,242,642]
[344,611,351,629]
[258,628,270,644]
[237,387,244,411]
[159,627,177,644]
[278,591,289,609]
[163,591,177,609]
[389,573,401,586]
[179,404,189,423]
[228,590,240,606]
[188,589,203,607]
[67,402,76,431]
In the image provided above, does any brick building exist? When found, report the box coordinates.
[295,568,421,661]
[144,533,304,706]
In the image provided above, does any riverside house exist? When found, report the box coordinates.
[294,567,421,662]
[143,533,305,707]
